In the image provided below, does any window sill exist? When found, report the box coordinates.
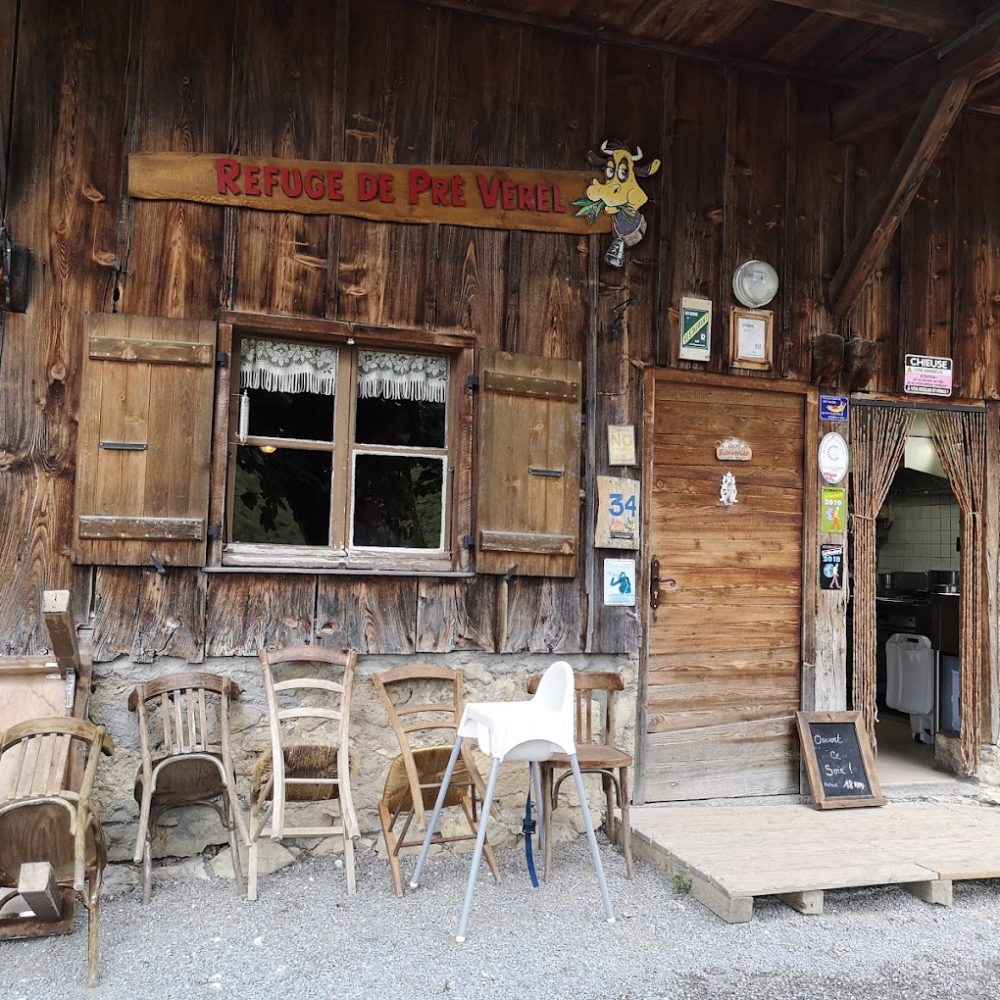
[203,565,476,578]
[214,544,471,577]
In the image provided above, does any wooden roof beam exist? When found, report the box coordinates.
[629,0,671,34]
[832,6,1000,142]
[770,0,970,38]
[828,75,972,317]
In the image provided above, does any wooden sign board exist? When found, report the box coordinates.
[595,476,640,550]
[796,711,886,810]
[128,153,612,236]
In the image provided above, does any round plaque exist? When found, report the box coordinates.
[818,432,849,484]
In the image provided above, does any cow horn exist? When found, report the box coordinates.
[633,146,643,163]
[600,140,612,155]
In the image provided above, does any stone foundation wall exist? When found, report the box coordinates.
[974,742,1000,787]
[88,652,638,867]
[935,732,1000,784]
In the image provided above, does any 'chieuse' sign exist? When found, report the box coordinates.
[128,153,612,236]
[795,711,886,810]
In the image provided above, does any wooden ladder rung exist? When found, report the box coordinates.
[276,825,345,837]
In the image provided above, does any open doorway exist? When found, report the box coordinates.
[849,402,987,787]
[873,415,960,783]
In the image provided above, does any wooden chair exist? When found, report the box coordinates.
[128,672,250,902]
[0,717,114,985]
[527,671,634,879]
[373,664,500,896]
[249,646,359,899]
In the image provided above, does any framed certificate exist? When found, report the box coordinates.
[729,307,773,371]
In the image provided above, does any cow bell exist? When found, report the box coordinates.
[604,236,626,268]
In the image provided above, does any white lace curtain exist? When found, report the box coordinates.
[241,338,340,395]
[357,350,448,402]
[240,340,447,402]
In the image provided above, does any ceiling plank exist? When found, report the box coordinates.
[769,0,971,38]
[832,8,1000,141]
[630,0,671,34]
[418,0,858,87]
[764,11,841,63]
[828,75,972,317]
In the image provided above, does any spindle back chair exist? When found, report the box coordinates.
[129,672,249,901]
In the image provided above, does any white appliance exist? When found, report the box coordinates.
[885,633,935,744]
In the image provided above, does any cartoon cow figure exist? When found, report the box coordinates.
[574,140,661,267]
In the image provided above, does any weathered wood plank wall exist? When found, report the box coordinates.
[2,0,999,661]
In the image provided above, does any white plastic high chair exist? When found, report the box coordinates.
[409,660,615,941]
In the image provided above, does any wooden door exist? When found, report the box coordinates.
[639,372,813,802]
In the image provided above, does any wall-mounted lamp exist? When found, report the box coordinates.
[732,260,778,308]
[258,444,277,454]
[0,227,30,313]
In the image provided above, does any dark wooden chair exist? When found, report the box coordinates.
[129,672,250,902]
[373,663,500,896]
[249,646,359,899]
[0,717,114,985]
[527,671,634,879]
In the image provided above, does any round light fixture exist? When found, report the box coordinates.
[259,444,277,454]
[732,260,779,308]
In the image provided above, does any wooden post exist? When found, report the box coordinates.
[42,590,79,680]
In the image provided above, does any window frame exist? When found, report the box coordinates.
[210,313,474,574]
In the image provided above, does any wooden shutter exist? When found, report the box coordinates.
[73,313,217,567]
[476,351,581,577]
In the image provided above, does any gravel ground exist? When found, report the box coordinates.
[4,835,1000,1000]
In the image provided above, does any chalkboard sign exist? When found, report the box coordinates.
[796,711,886,810]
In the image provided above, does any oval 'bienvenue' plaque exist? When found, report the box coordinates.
[716,437,752,462]
[818,432,849,484]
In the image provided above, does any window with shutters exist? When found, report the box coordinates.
[74,313,582,578]
[218,315,475,573]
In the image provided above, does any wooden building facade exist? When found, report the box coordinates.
[3,0,1000,814]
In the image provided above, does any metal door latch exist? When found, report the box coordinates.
[649,557,676,621]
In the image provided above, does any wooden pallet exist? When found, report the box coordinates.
[630,801,1000,922]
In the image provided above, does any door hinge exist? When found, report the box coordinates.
[461,534,475,550]
[467,374,480,391]
[207,524,222,539]
[216,350,229,366]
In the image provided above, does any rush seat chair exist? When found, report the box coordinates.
[527,670,634,879]
[249,645,359,899]
[373,663,500,896]
[129,672,250,902]
[0,717,114,985]
[410,660,615,941]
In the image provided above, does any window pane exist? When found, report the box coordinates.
[355,396,445,448]
[245,387,335,442]
[233,447,332,545]
[352,455,443,548]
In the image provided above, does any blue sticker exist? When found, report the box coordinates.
[820,395,849,422]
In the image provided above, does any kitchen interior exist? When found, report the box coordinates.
[864,415,963,783]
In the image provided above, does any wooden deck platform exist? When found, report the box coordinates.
[630,801,1000,923]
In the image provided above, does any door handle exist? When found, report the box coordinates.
[649,557,676,618]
